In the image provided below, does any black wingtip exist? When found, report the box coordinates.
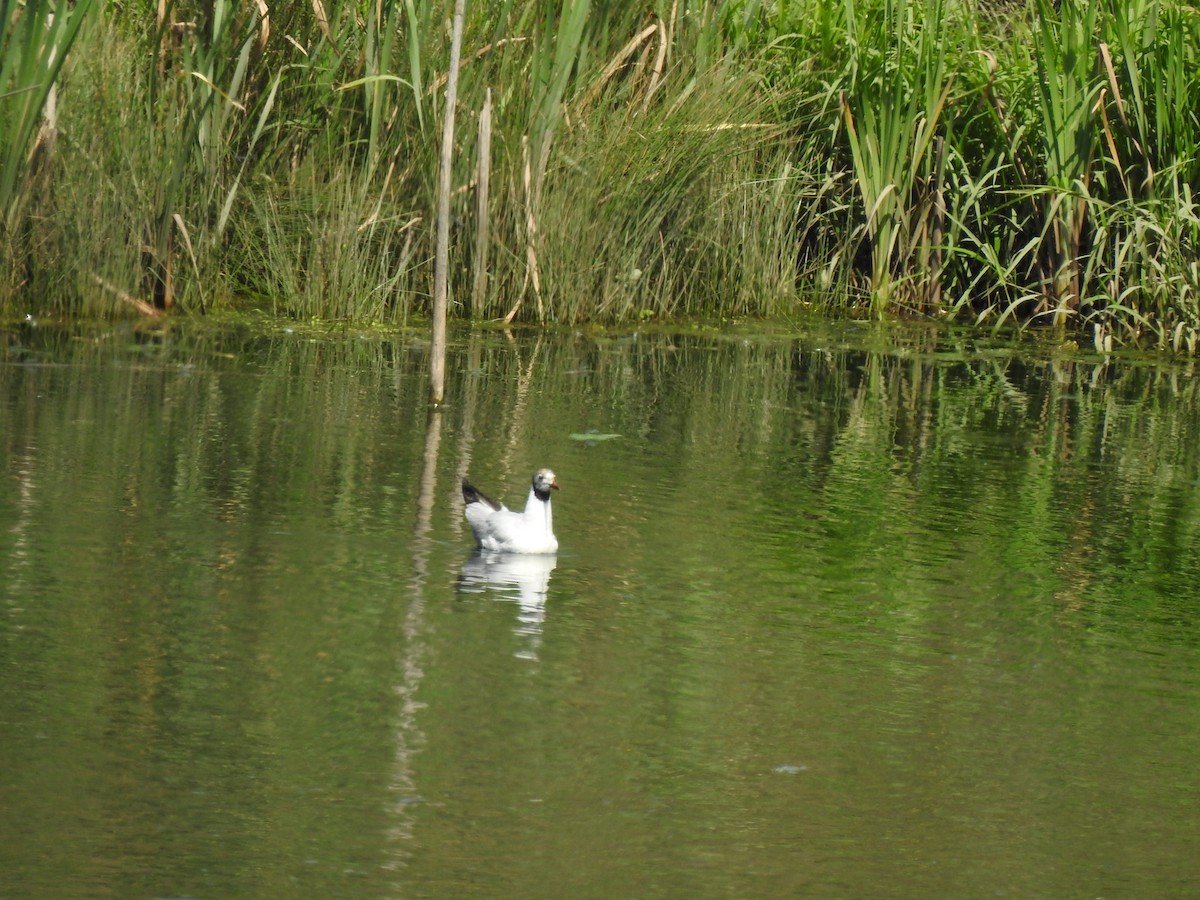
[462,478,501,510]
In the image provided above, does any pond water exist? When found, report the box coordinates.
[2,320,1199,897]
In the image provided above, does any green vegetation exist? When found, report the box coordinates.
[1,0,1198,350]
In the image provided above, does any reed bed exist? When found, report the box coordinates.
[1,0,1198,351]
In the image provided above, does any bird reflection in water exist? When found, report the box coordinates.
[457,551,557,660]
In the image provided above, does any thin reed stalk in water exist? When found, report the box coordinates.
[431,0,466,406]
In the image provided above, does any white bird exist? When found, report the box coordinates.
[461,468,560,554]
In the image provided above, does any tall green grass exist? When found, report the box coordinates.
[1031,0,1099,324]
[0,0,94,222]
[0,0,95,291]
[840,0,952,314]
[2,0,1200,353]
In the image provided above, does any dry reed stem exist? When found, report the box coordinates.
[639,18,668,115]
[189,72,247,112]
[1097,41,1153,191]
[1096,87,1130,197]
[172,213,205,311]
[579,24,658,111]
[310,0,333,48]
[1098,43,1133,138]
[931,135,946,313]
[426,38,530,96]
[91,275,162,318]
[360,158,398,232]
[472,88,492,316]
[431,0,466,405]
[505,137,535,324]
[254,0,270,51]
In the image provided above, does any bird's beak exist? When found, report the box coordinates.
[551,480,560,490]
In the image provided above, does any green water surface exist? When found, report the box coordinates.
[2,322,1199,897]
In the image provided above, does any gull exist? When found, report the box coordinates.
[461,468,559,554]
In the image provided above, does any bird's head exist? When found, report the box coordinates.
[532,468,559,501]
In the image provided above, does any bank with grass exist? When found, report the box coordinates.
[2,0,1198,351]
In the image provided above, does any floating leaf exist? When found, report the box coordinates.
[773,764,807,775]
